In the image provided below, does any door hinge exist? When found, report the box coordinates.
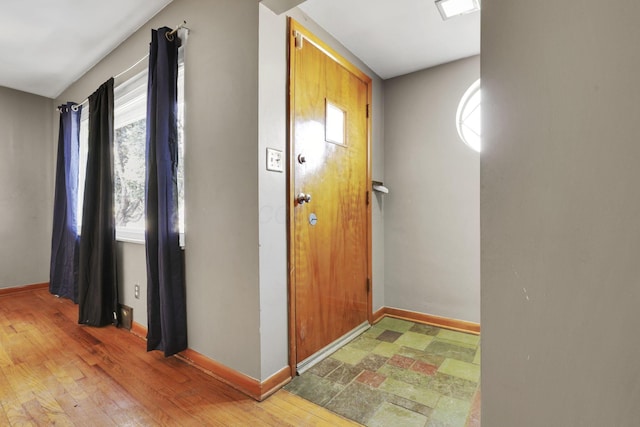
[366,278,371,293]
[294,31,304,50]
[366,104,370,118]
[366,190,370,205]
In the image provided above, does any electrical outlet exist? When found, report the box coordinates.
[134,283,140,299]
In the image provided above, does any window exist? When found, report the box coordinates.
[78,53,185,243]
[113,70,147,240]
[77,106,88,233]
[456,79,481,152]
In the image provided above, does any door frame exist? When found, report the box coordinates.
[286,18,373,376]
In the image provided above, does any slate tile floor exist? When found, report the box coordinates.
[285,318,481,427]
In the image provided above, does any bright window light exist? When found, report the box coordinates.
[456,79,481,153]
[435,0,480,20]
[78,49,185,245]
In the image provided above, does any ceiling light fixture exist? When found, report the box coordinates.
[435,0,480,20]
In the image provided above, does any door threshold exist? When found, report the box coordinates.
[296,321,370,375]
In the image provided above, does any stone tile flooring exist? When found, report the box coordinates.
[285,318,481,427]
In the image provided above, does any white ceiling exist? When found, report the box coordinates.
[0,0,479,99]
[0,0,172,98]
[299,0,480,79]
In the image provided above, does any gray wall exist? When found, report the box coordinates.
[55,0,262,379]
[258,4,289,380]
[116,242,147,327]
[0,87,53,288]
[257,6,386,379]
[384,57,480,323]
[482,1,640,425]
[48,0,385,382]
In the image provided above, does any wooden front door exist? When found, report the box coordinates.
[288,19,372,366]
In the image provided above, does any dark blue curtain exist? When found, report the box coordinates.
[145,27,187,356]
[78,78,120,327]
[50,103,81,302]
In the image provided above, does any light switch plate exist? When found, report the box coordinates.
[266,148,284,172]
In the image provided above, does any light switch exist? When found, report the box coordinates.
[266,148,284,172]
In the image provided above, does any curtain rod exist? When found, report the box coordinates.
[57,21,188,113]
[114,54,149,80]
[56,53,147,113]
[166,21,188,41]
[56,103,82,113]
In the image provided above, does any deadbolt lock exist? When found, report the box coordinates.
[297,193,312,205]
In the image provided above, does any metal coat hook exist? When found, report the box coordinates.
[372,180,389,194]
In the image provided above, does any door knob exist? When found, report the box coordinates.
[297,193,312,205]
[298,154,306,164]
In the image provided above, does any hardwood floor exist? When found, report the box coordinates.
[0,288,359,426]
